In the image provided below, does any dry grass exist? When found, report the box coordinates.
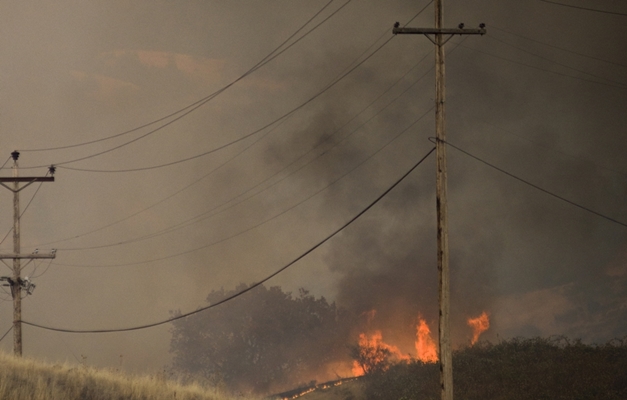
[0,351,258,400]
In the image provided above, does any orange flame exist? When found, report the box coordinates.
[415,318,438,363]
[351,361,365,377]
[467,311,490,345]
[351,331,411,376]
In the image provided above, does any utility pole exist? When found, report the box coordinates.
[393,3,485,400]
[0,151,56,356]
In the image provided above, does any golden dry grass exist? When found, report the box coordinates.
[0,351,258,400]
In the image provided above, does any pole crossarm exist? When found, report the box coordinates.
[393,27,486,35]
[0,177,54,193]
[0,254,56,260]
[0,177,55,182]
[393,26,486,45]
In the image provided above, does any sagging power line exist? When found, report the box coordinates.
[18,0,345,155]
[21,147,436,333]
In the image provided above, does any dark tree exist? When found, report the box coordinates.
[169,284,355,394]
[349,340,392,375]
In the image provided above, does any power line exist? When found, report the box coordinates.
[18,0,340,154]
[490,25,627,69]
[460,43,627,90]
[45,31,452,257]
[53,107,434,267]
[485,34,627,88]
[31,5,433,249]
[29,258,54,279]
[0,326,12,343]
[18,0,353,170]
[31,118,290,248]
[540,0,627,17]
[57,32,393,173]
[438,138,627,229]
[478,119,627,178]
[21,147,435,333]
[0,171,50,247]
[0,156,11,171]
[53,50,437,252]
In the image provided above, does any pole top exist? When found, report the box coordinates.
[11,151,19,161]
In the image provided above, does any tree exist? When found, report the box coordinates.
[169,284,355,394]
[349,339,392,375]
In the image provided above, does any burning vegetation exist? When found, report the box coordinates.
[170,284,491,395]
[350,312,490,376]
[467,311,490,345]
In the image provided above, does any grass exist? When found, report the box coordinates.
[0,351,258,400]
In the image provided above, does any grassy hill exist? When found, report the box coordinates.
[0,351,257,400]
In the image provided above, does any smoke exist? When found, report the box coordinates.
[0,0,625,384]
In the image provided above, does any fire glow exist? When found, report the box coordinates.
[351,331,412,376]
[467,311,490,345]
[415,318,438,363]
[352,312,490,376]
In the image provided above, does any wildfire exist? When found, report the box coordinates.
[415,318,438,363]
[351,312,490,376]
[351,331,411,376]
[467,311,490,345]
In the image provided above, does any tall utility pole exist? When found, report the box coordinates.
[0,151,56,356]
[393,3,485,400]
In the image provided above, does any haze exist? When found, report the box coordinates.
[0,0,625,376]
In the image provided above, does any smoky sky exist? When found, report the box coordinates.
[0,0,625,379]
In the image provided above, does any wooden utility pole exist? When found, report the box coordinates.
[393,4,485,400]
[0,151,55,356]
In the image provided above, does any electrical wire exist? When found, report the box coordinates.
[460,43,627,91]
[478,119,627,178]
[58,31,392,173]
[0,173,50,246]
[490,25,627,69]
[42,8,446,254]
[485,34,627,88]
[21,147,435,333]
[0,326,12,343]
[436,138,627,229]
[0,171,50,247]
[30,258,54,279]
[540,0,627,16]
[18,0,340,153]
[32,118,290,248]
[53,106,434,267]
[19,1,354,170]
[0,260,11,273]
[54,50,437,252]
[0,156,11,171]
[31,4,432,248]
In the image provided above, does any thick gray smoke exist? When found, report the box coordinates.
[0,0,624,381]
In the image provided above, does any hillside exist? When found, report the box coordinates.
[0,351,256,400]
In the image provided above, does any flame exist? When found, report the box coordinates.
[467,311,490,345]
[415,318,438,363]
[351,313,491,374]
[351,360,365,377]
[351,331,411,375]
